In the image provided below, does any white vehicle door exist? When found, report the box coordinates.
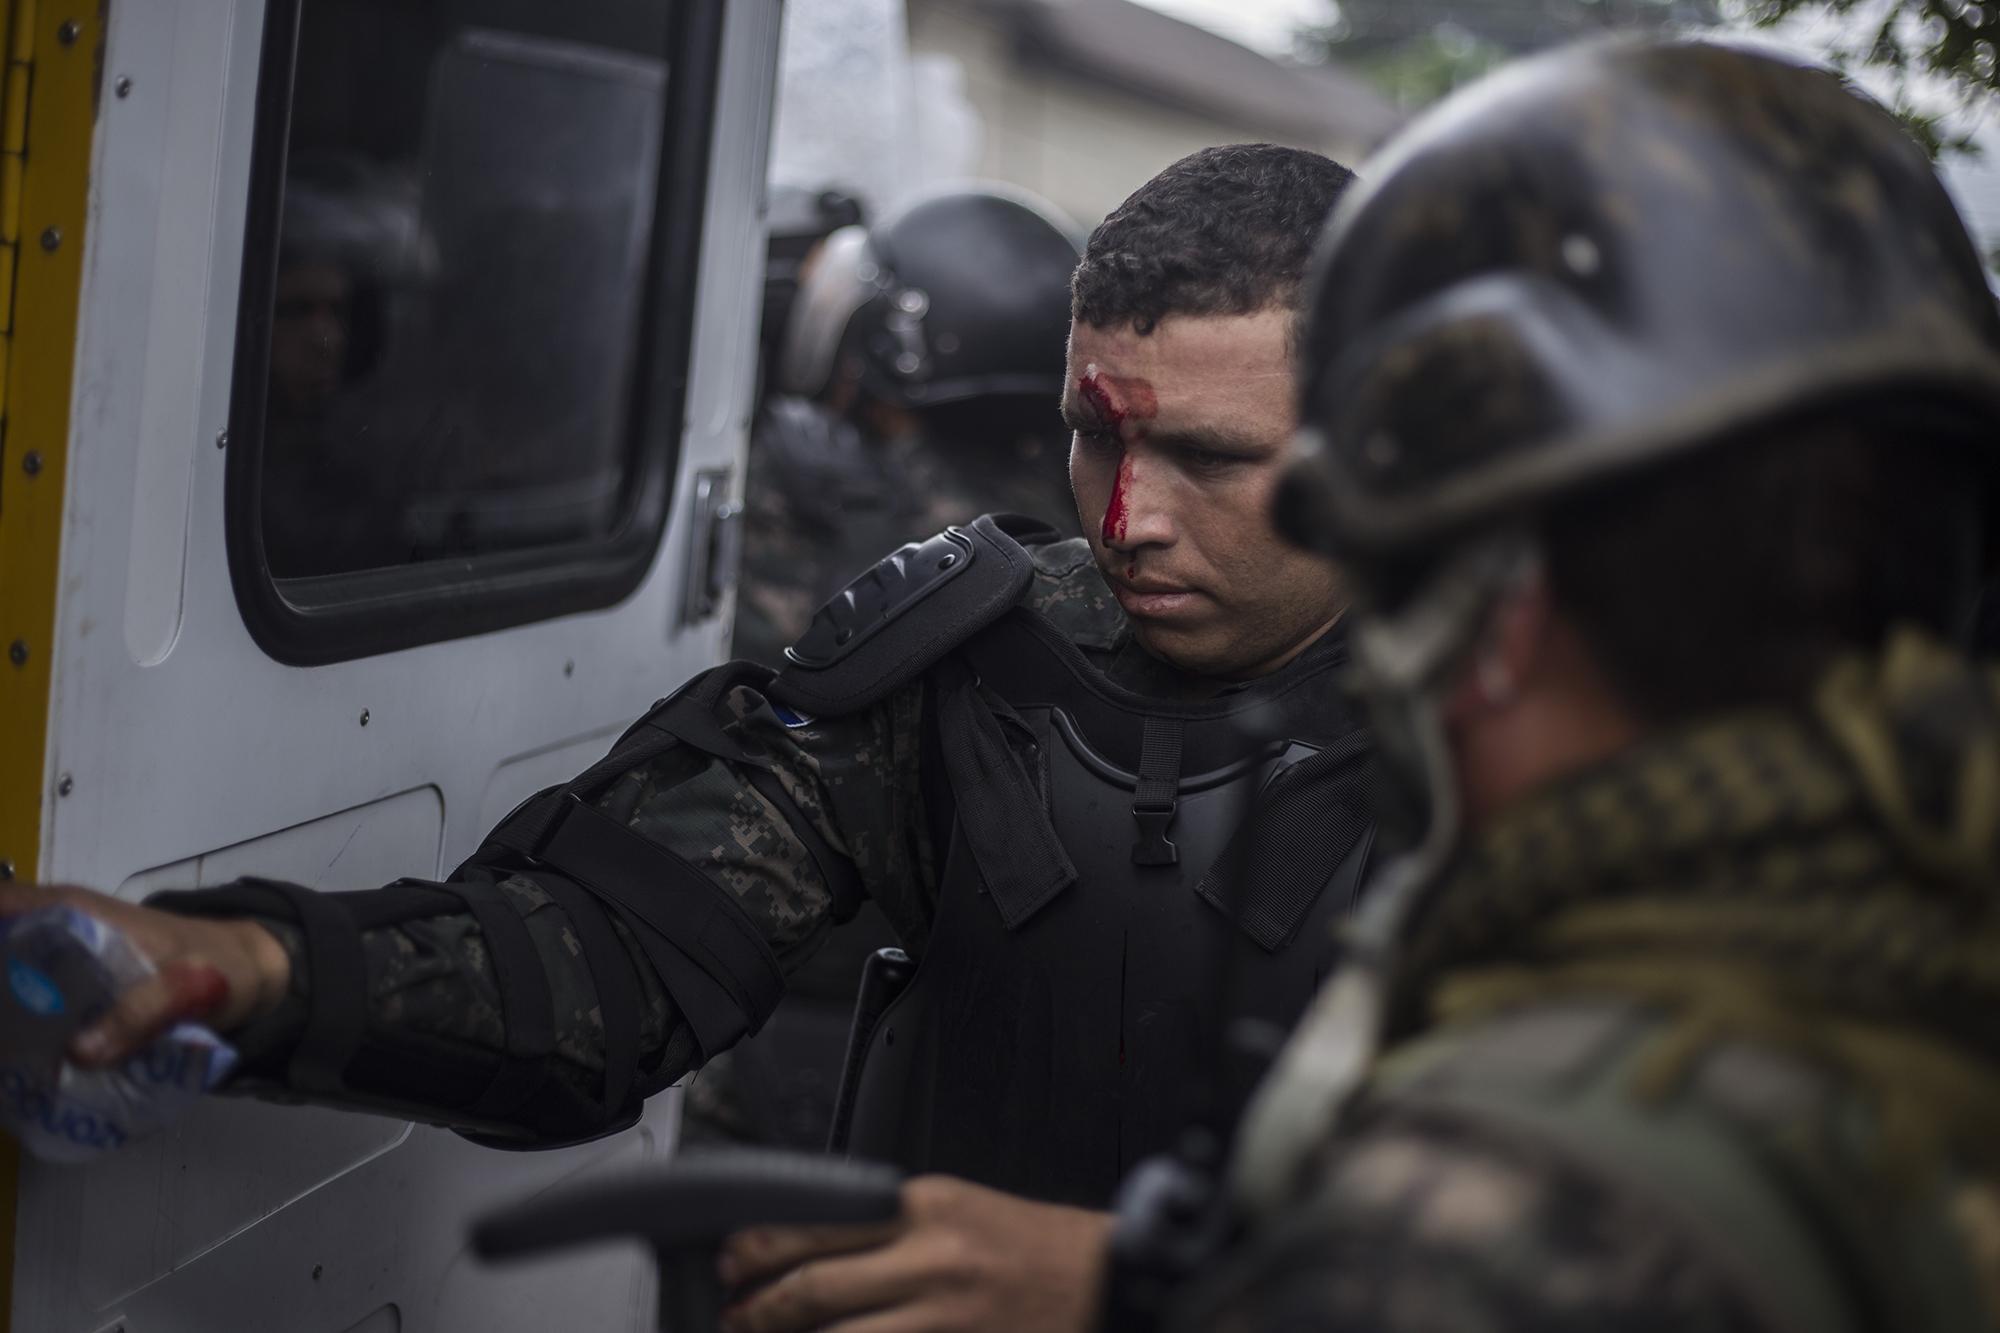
[1,0,779,1329]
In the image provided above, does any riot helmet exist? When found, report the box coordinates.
[775,186,1082,411]
[1279,37,2000,575]
[1234,40,2000,1213]
[1277,37,2000,880]
[760,184,866,388]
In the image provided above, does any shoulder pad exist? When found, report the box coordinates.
[770,513,1046,715]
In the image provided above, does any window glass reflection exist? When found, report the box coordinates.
[260,4,671,579]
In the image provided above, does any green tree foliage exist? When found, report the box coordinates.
[1305,0,1720,102]
[1735,1,1999,157]
[1307,0,1999,159]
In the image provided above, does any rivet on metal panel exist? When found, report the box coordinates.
[0,861,14,882]
[358,709,370,727]
[6,640,25,667]
[114,76,133,99]
[21,451,40,476]
[38,225,59,251]
[56,775,73,798]
[56,20,81,46]
[214,428,229,450]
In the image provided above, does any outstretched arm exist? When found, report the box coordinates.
[5,664,936,1146]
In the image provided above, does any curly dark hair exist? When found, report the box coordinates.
[1071,143,1357,334]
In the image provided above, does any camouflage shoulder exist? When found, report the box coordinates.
[1022,535,1128,653]
[1178,1105,1773,1333]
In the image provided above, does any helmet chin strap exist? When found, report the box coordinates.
[1227,530,1538,1214]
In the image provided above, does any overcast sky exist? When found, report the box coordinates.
[1126,0,2000,254]
[1127,0,1336,57]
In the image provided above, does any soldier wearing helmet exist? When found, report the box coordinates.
[690,186,1086,1151]
[1170,37,2000,1332]
[732,186,1085,667]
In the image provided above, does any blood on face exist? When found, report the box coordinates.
[1102,453,1135,546]
[1078,364,1158,547]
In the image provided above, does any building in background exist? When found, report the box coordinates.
[905,0,1402,225]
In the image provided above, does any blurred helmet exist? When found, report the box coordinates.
[279,151,434,286]
[775,186,1082,410]
[1261,37,2000,900]
[1277,38,2000,575]
[761,184,867,371]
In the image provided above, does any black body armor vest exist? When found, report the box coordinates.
[774,518,1378,1205]
[849,620,1372,1203]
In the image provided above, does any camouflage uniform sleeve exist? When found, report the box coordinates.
[212,669,935,1141]
[1192,1110,1775,1333]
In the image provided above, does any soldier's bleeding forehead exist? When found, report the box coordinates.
[1076,364,1158,439]
[1078,364,1160,547]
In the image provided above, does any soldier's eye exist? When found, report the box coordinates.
[1182,447,1241,474]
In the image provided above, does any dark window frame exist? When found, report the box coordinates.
[226,0,726,666]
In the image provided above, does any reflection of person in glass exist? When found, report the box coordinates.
[268,256,356,421]
[258,158,423,577]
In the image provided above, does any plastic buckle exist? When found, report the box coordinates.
[1131,803,1180,866]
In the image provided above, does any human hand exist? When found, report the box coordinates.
[719,1174,1111,1333]
[0,882,290,1067]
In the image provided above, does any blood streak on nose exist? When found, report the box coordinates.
[1103,453,1135,545]
[1078,364,1159,547]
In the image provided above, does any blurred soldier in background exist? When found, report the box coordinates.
[730,186,1084,667]
[688,185,1085,1150]
[753,184,866,408]
[1174,38,2000,1333]
[682,182,874,1149]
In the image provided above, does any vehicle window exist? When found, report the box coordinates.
[231,0,718,661]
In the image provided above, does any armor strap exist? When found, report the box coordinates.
[1132,718,1185,866]
[422,881,556,1121]
[502,794,787,1062]
[466,659,867,1074]
[1197,732,1377,951]
[530,873,642,1121]
[933,657,1077,928]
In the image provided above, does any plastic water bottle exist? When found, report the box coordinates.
[0,905,237,1162]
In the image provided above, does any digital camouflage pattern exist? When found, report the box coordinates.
[1200,1109,1766,1333]
[1189,629,2000,1333]
[231,528,1198,1125]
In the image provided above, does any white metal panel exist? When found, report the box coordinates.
[15,0,783,1328]
[121,2,236,668]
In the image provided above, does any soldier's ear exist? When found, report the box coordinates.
[1444,572,1553,721]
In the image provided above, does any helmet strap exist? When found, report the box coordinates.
[1226,529,1540,1215]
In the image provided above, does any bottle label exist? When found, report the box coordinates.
[6,958,63,1016]
[0,906,238,1162]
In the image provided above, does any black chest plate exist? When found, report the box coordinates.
[844,612,1375,1204]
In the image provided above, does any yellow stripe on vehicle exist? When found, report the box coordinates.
[0,3,102,1327]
